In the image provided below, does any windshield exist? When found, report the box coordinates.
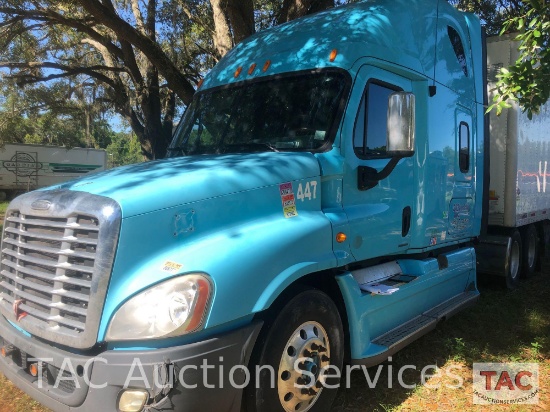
[167,70,349,157]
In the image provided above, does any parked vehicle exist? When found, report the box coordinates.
[0,1,547,411]
[0,143,107,200]
[476,34,550,288]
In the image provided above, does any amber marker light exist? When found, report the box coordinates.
[184,278,211,333]
[329,49,338,62]
[29,363,38,377]
[248,63,257,75]
[234,66,243,78]
[1,345,13,358]
[336,232,347,243]
[197,78,204,89]
[262,60,272,72]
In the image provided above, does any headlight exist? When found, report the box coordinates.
[106,274,212,341]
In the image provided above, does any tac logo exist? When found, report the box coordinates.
[473,363,539,405]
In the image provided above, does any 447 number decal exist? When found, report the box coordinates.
[296,181,317,201]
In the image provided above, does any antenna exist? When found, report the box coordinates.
[430,0,440,97]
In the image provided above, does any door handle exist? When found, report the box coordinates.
[402,206,411,237]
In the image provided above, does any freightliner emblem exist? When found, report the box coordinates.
[31,200,52,211]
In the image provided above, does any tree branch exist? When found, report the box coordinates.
[0,7,125,61]
[77,0,195,104]
[130,0,146,33]
[1,62,122,88]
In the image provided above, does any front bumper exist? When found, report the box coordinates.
[0,315,263,412]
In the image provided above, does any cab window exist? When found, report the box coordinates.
[354,81,401,158]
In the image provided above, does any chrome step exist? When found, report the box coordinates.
[373,314,435,348]
[423,291,479,320]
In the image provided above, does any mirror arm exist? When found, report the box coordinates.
[357,157,400,191]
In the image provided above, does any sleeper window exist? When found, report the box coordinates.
[448,26,468,76]
[459,122,470,173]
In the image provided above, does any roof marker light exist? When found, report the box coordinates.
[262,60,271,72]
[197,78,204,89]
[234,66,243,78]
[329,49,338,62]
[248,63,257,75]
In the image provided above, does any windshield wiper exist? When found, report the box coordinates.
[223,143,279,153]
[253,142,279,152]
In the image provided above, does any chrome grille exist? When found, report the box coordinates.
[0,191,121,349]
[1,212,98,334]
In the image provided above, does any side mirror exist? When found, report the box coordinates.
[387,92,415,157]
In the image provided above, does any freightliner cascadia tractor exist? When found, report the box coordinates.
[1,1,549,411]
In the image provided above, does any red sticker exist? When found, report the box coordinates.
[282,194,295,207]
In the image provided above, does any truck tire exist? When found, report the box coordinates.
[521,224,539,277]
[244,289,344,412]
[506,230,522,289]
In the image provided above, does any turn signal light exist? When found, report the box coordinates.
[29,363,39,377]
[336,232,347,243]
[1,345,14,358]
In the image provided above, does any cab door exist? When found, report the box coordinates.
[342,66,416,262]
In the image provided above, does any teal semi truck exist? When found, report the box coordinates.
[0,1,548,411]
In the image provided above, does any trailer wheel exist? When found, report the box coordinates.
[244,290,344,412]
[521,224,539,277]
[506,230,522,289]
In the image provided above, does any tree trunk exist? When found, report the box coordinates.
[210,0,234,58]
[277,0,334,24]
[226,0,255,44]
[210,0,255,58]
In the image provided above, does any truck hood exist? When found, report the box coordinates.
[55,152,321,218]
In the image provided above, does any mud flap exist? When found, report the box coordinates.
[475,234,511,276]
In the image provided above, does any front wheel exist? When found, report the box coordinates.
[244,289,344,412]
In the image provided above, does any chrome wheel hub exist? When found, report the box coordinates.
[277,321,330,412]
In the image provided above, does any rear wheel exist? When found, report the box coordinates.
[506,230,522,289]
[245,289,344,412]
[521,224,539,277]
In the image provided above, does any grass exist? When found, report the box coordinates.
[0,260,548,411]
[0,201,9,218]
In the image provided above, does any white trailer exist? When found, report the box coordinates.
[478,34,550,285]
[0,143,107,199]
